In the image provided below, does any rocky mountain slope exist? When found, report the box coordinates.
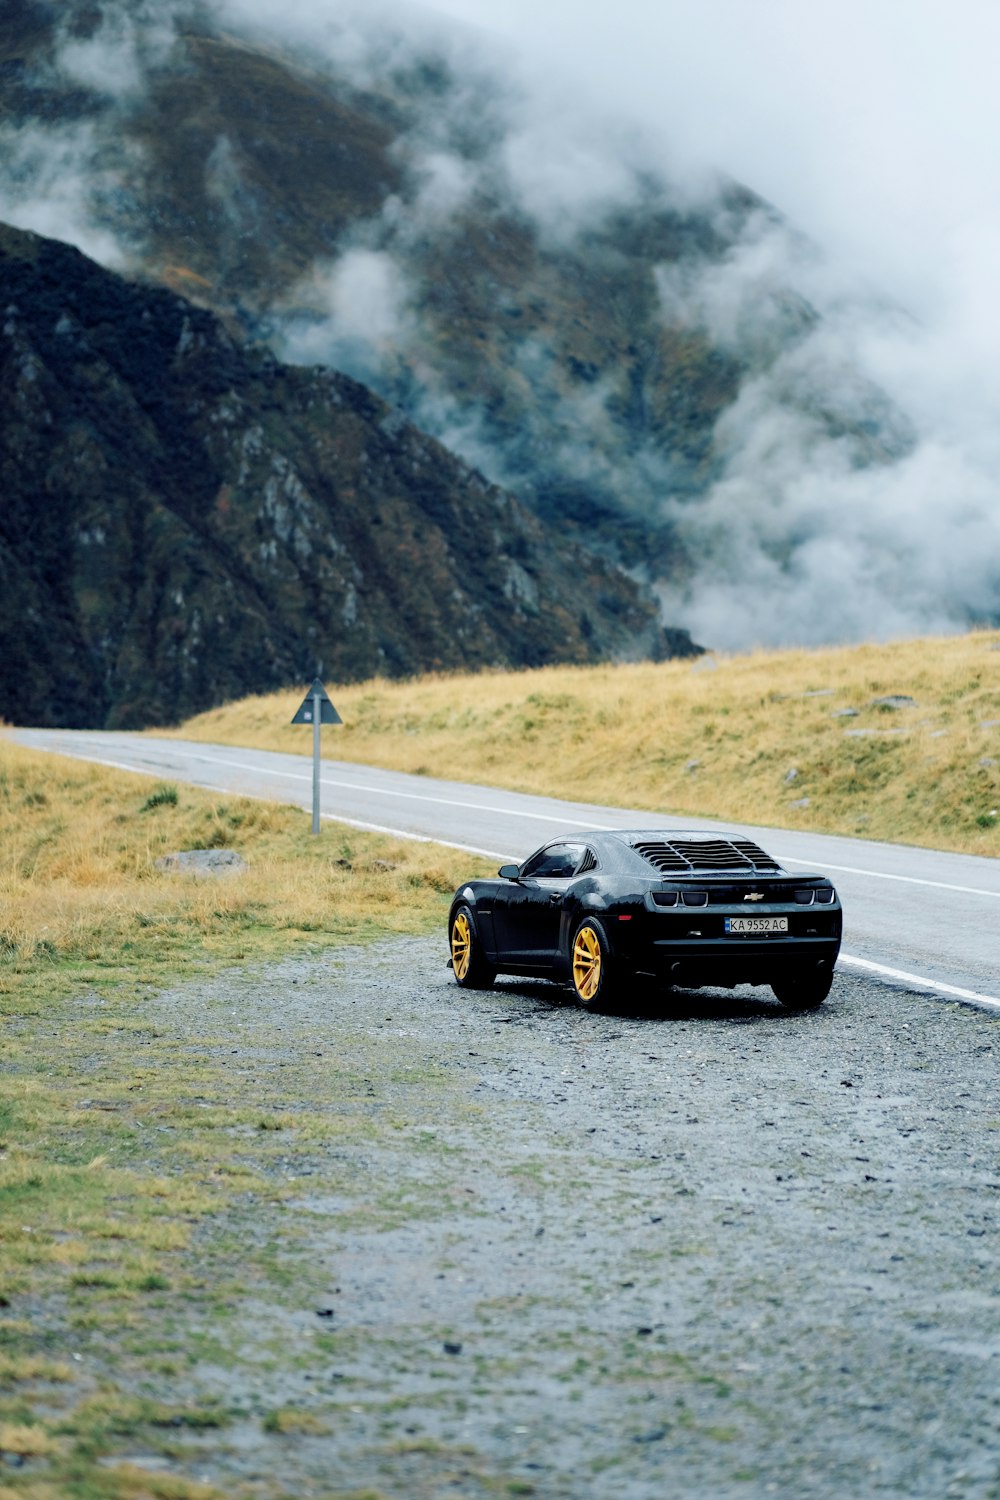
[0,223,684,729]
[0,0,909,590]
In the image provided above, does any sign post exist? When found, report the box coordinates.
[290,678,343,834]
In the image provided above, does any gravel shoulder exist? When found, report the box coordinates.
[51,938,998,1499]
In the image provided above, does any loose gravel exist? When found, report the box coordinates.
[115,939,999,1498]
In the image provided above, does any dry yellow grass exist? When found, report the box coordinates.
[166,631,1000,856]
[0,741,489,998]
[0,1423,60,1457]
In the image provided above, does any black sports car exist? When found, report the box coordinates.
[449,829,842,1009]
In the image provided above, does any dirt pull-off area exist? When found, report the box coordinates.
[15,939,1000,1498]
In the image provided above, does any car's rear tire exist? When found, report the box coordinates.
[570,917,618,1009]
[450,904,496,989]
[771,965,834,1010]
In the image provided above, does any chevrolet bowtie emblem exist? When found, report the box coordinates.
[744,892,764,901]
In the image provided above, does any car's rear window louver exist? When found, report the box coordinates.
[632,837,781,875]
[577,848,598,874]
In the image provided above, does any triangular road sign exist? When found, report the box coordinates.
[291,678,343,725]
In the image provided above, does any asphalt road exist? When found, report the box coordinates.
[9,728,1000,1010]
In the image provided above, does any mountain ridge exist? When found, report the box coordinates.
[0,220,693,729]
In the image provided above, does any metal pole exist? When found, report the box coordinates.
[312,690,321,835]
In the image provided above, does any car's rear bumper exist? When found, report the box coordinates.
[610,904,842,988]
[636,933,841,988]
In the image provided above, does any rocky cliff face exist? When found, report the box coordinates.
[0,224,689,729]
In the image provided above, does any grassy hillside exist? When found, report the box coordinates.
[169,632,1000,857]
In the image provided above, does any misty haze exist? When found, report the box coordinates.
[1,0,998,706]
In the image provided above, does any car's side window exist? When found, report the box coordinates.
[521,842,587,879]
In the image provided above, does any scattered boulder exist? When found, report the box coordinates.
[869,695,917,710]
[784,768,799,783]
[155,849,247,876]
[831,708,859,719]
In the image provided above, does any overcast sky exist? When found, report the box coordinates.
[416,0,1000,322]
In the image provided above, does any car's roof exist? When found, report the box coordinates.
[544,829,789,876]
[553,829,766,844]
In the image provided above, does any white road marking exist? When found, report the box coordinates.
[192,752,620,828]
[318,813,506,860]
[44,753,172,778]
[838,953,1000,1012]
[780,857,1000,900]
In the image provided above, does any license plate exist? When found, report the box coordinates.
[724,915,789,935]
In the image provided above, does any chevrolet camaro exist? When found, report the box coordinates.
[448,829,842,1009]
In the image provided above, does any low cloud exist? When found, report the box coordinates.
[656,212,817,362]
[407,152,478,223]
[0,123,134,268]
[54,0,180,99]
[496,99,650,240]
[662,436,1000,646]
[0,1,189,265]
[654,211,1000,645]
[280,249,417,383]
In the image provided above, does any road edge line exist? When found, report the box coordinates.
[838,953,1000,1012]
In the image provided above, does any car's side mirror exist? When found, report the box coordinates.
[498,863,521,880]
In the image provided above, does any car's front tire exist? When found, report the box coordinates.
[450,904,496,989]
[771,965,834,1010]
[570,917,618,1009]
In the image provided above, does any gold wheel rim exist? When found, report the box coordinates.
[451,911,472,981]
[572,925,601,1001]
